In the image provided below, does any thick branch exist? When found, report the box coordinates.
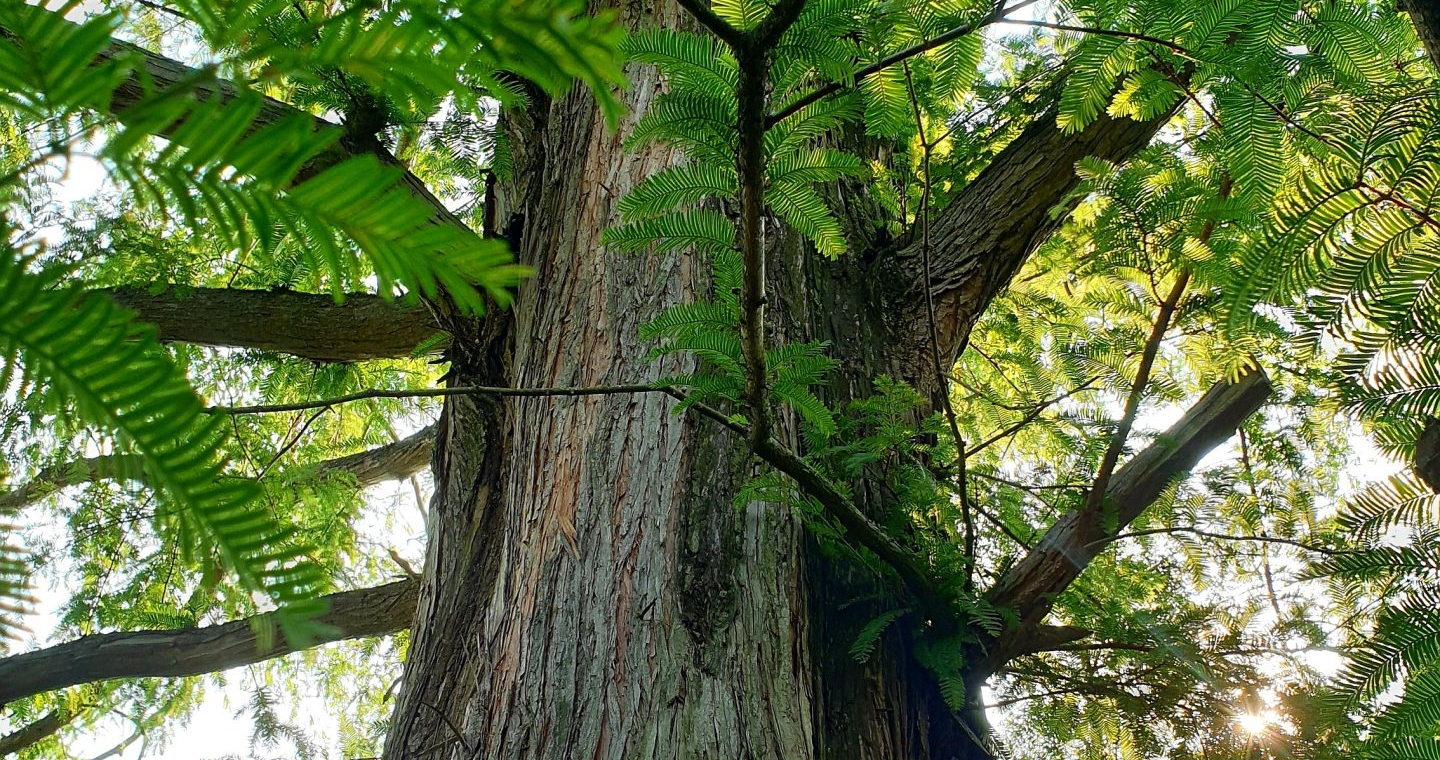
[0,455,142,512]
[311,425,436,486]
[84,18,469,233]
[104,286,443,362]
[981,369,1272,672]
[0,709,74,756]
[903,103,1173,365]
[0,579,417,705]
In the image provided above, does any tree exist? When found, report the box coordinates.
[3,0,1440,758]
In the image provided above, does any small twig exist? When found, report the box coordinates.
[1238,428,1285,618]
[965,376,1103,457]
[1092,526,1343,555]
[1000,19,1194,58]
[1048,640,1154,653]
[256,407,327,478]
[903,61,974,590]
[768,0,1042,126]
[213,383,668,415]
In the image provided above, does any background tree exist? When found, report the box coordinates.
[3,0,1440,759]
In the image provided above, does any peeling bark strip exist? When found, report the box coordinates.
[0,580,417,705]
[104,286,443,362]
[981,370,1272,672]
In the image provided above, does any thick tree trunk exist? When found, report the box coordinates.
[386,7,822,754]
[383,6,1166,760]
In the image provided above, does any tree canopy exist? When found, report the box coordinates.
[3,0,1440,758]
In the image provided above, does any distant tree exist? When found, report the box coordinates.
[2,0,1440,759]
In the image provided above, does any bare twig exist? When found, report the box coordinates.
[999,19,1193,57]
[1083,268,1191,512]
[768,0,1042,126]
[901,61,975,588]
[213,383,668,415]
[1094,526,1342,556]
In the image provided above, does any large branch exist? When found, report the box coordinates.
[0,709,74,756]
[89,17,470,233]
[980,369,1272,672]
[311,425,436,485]
[104,286,443,362]
[0,579,417,706]
[900,104,1173,363]
[0,454,141,512]
[0,425,435,512]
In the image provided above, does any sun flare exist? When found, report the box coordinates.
[1236,710,1279,736]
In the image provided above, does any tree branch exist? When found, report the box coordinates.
[1097,526,1342,556]
[1084,270,1190,512]
[981,369,1272,673]
[310,425,436,487]
[675,0,744,45]
[0,455,143,512]
[0,708,75,756]
[903,99,1175,366]
[215,383,668,415]
[104,286,444,362]
[0,579,417,705]
[76,15,470,234]
[0,426,434,513]
[767,0,1036,126]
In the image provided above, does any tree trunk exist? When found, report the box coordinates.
[382,5,1160,760]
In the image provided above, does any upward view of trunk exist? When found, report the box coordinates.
[380,3,1191,759]
[0,2,1286,758]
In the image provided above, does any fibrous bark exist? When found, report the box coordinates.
[383,4,1184,758]
[1401,0,1440,72]
[33,6,1264,760]
[0,579,417,705]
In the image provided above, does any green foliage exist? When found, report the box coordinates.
[0,0,621,747]
[0,255,325,639]
[639,251,840,436]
